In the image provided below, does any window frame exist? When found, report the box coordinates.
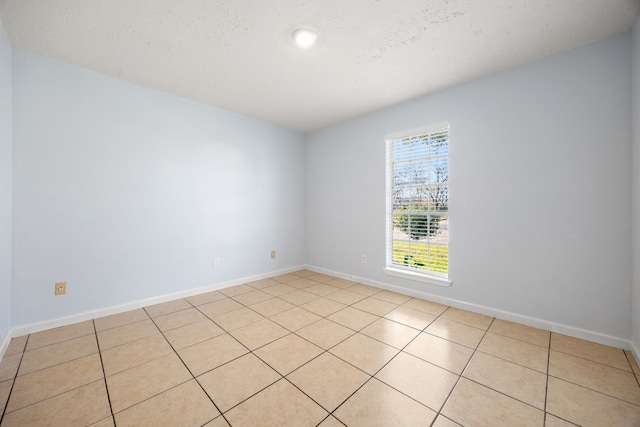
[384,123,452,287]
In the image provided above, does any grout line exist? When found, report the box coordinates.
[92,320,117,427]
[0,334,29,425]
[543,327,552,426]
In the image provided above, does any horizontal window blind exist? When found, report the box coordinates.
[386,125,449,277]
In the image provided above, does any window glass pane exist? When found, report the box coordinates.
[387,125,449,278]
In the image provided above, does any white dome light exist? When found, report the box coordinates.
[293,28,317,48]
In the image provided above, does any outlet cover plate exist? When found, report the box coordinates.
[55,281,66,295]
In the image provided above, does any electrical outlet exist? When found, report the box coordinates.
[271,250,276,259]
[361,255,367,264]
[213,258,220,268]
[54,281,66,295]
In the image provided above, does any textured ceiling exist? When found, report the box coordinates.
[1,0,639,133]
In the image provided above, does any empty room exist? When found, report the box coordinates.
[1,0,640,426]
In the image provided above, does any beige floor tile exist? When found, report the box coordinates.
[335,378,436,427]
[625,350,640,374]
[248,297,296,317]
[185,290,226,306]
[144,299,192,318]
[442,378,544,427]
[153,307,206,332]
[347,283,381,296]
[247,278,280,289]
[305,283,340,297]
[197,298,243,318]
[211,307,264,331]
[384,306,436,330]
[271,307,322,331]
[488,319,550,348]
[375,352,458,411]
[352,297,397,316]
[549,350,640,405]
[287,352,370,412]
[0,353,21,382]
[203,416,231,427]
[107,353,191,413]
[115,380,219,427]
[278,290,321,305]
[432,415,463,426]
[286,277,318,289]
[296,318,355,350]
[254,334,323,375]
[330,333,398,375]
[360,318,421,349]
[271,273,299,283]
[93,309,149,332]
[307,273,336,283]
[402,298,449,316]
[89,416,115,427]
[4,335,28,356]
[97,319,159,350]
[301,297,347,317]
[101,334,174,376]
[546,376,640,427]
[231,289,272,306]
[478,332,549,373]
[262,283,297,296]
[328,307,379,331]
[225,379,327,425]
[1,379,12,413]
[7,353,103,412]
[551,333,630,371]
[163,319,225,350]
[373,290,412,305]
[1,380,110,427]
[292,269,316,277]
[326,278,358,289]
[198,353,280,412]
[26,321,94,350]
[404,332,473,374]
[425,318,486,349]
[228,318,289,350]
[178,333,248,376]
[19,334,98,376]
[326,289,368,305]
[318,415,345,426]
[545,413,579,427]
[441,307,493,330]
[219,284,254,297]
[463,352,547,409]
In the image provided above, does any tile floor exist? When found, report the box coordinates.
[1,269,639,426]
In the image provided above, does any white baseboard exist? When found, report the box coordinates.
[0,328,11,360]
[7,263,634,353]
[631,339,640,367]
[10,265,305,338]
[306,265,633,351]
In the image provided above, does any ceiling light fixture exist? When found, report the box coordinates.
[293,28,317,48]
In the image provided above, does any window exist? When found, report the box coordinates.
[385,124,451,286]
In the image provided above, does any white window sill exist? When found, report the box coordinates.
[383,267,452,287]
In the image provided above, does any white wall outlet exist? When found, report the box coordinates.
[361,255,367,264]
[213,258,220,268]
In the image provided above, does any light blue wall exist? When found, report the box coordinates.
[0,11,12,345]
[632,15,640,355]
[306,33,633,342]
[11,49,306,326]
